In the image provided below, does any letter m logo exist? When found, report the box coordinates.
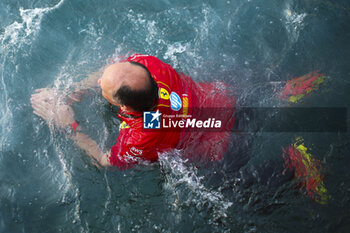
[143,111,161,129]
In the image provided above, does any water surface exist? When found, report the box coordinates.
[1,0,350,232]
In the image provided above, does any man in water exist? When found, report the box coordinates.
[31,54,235,169]
[31,53,331,204]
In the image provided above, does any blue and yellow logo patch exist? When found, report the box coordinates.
[159,88,170,100]
[120,121,130,129]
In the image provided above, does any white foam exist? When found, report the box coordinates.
[284,5,307,43]
[0,0,65,47]
[0,76,12,152]
[0,3,74,219]
[0,0,65,152]
[159,151,232,223]
[164,42,190,68]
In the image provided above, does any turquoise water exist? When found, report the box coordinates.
[1,0,350,232]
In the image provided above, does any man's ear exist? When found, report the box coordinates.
[120,105,134,112]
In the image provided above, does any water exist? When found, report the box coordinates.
[1,0,350,232]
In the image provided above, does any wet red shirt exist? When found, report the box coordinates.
[108,54,235,168]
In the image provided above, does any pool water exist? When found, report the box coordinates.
[1,0,350,232]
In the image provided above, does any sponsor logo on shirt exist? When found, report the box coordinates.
[121,152,139,162]
[170,92,182,111]
[120,121,130,129]
[130,147,143,155]
[182,96,188,115]
[159,88,170,100]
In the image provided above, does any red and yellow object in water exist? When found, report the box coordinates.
[279,71,328,103]
[283,137,330,204]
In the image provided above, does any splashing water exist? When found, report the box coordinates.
[1,0,350,232]
[0,0,64,152]
[159,150,233,226]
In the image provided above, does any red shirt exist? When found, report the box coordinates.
[108,54,235,169]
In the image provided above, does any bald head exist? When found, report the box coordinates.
[98,61,158,112]
[102,62,150,93]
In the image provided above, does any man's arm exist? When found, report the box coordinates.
[64,66,106,104]
[30,97,111,167]
[71,66,106,92]
[31,66,106,105]
[70,131,111,167]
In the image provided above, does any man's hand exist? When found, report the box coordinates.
[31,88,63,105]
[31,88,83,105]
[31,92,75,128]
